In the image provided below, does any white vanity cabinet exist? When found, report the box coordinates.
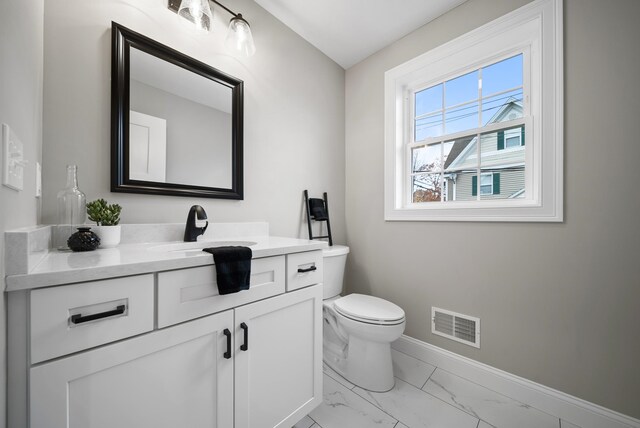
[8,250,324,428]
[235,284,322,428]
[30,309,235,428]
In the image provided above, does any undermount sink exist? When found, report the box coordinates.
[149,240,257,253]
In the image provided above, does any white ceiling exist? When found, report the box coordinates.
[253,0,468,69]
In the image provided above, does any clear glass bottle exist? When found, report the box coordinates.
[57,165,86,250]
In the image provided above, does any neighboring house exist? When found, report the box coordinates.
[442,98,525,201]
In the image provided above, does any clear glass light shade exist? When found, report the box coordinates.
[225,15,256,57]
[178,0,213,32]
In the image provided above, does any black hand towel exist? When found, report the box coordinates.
[308,198,328,221]
[203,246,252,295]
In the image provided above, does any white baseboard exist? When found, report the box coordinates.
[392,335,640,428]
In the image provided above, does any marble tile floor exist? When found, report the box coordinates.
[293,349,580,428]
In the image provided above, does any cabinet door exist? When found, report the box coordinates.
[234,284,323,428]
[30,310,234,428]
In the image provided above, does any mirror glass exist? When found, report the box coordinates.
[112,23,243,199]
[129,47,233,188]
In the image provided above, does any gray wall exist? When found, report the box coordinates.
[0,0,44,426]
[42,0,345,242]
[130,80,233,188]
[345,0,640,419]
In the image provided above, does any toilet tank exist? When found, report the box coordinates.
[322,245,350,299]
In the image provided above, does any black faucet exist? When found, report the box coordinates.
[184,205,209,242]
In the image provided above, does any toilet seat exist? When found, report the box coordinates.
[333,294,405,325]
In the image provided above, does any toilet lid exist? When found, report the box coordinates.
[334,294,405,324]
[322,245,350,257]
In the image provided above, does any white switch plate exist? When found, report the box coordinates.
[36,161,42,197]
[2,123,25,191]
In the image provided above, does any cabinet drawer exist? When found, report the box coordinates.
[286,250,323,291]
[30,275,154,364]
[157,255,285,328]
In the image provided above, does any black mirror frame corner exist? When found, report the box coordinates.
[110,22,244,199]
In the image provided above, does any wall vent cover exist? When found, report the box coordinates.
[431,307,480,348]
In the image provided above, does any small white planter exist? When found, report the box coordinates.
[93,225,121,248]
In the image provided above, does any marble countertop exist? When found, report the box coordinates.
[5,236,327,291]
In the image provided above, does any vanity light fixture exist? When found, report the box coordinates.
[168,0,256,57]
[177,0,213,32]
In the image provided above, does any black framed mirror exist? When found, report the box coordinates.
[111,22,243,199]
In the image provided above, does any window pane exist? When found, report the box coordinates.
[443,134,477,173]
[415,113,443,141]
[480,174,492,186]
[444,168,477,201]
[505,136,520,148]
[412,174,442,203]
[482,54,523,97]
[480,126,526,200]
[442,140,455,168]
[481,88,523,125]
[480,173,493,195]
[445,101,478,135]
[445,70,478,107]
[479,168,521,200]
[480,126,525,163]
[412,144,442,173]
[442,137,478,202]
[416,84,443,117]
[485,167,526,199]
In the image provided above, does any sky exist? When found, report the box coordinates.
[415,54,523,141]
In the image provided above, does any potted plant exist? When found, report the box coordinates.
[86,198,122,248]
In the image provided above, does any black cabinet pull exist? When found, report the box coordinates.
[70,305,126,324]
[297,265,317,273]
[240,322,249,351]
[223,329,231,359]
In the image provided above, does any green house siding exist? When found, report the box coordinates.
[449,168,524,201]
[457,174,476,201]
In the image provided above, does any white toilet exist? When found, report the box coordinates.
[322,245,406,392]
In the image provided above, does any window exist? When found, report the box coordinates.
[384,0,563,222]
[410,54,524,204]
[470,173,502,197]
[505,136,521,149]
[480,174,493,195]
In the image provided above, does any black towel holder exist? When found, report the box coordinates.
[304,190,333,246]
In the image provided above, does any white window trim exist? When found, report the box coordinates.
[384,0,563,222]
